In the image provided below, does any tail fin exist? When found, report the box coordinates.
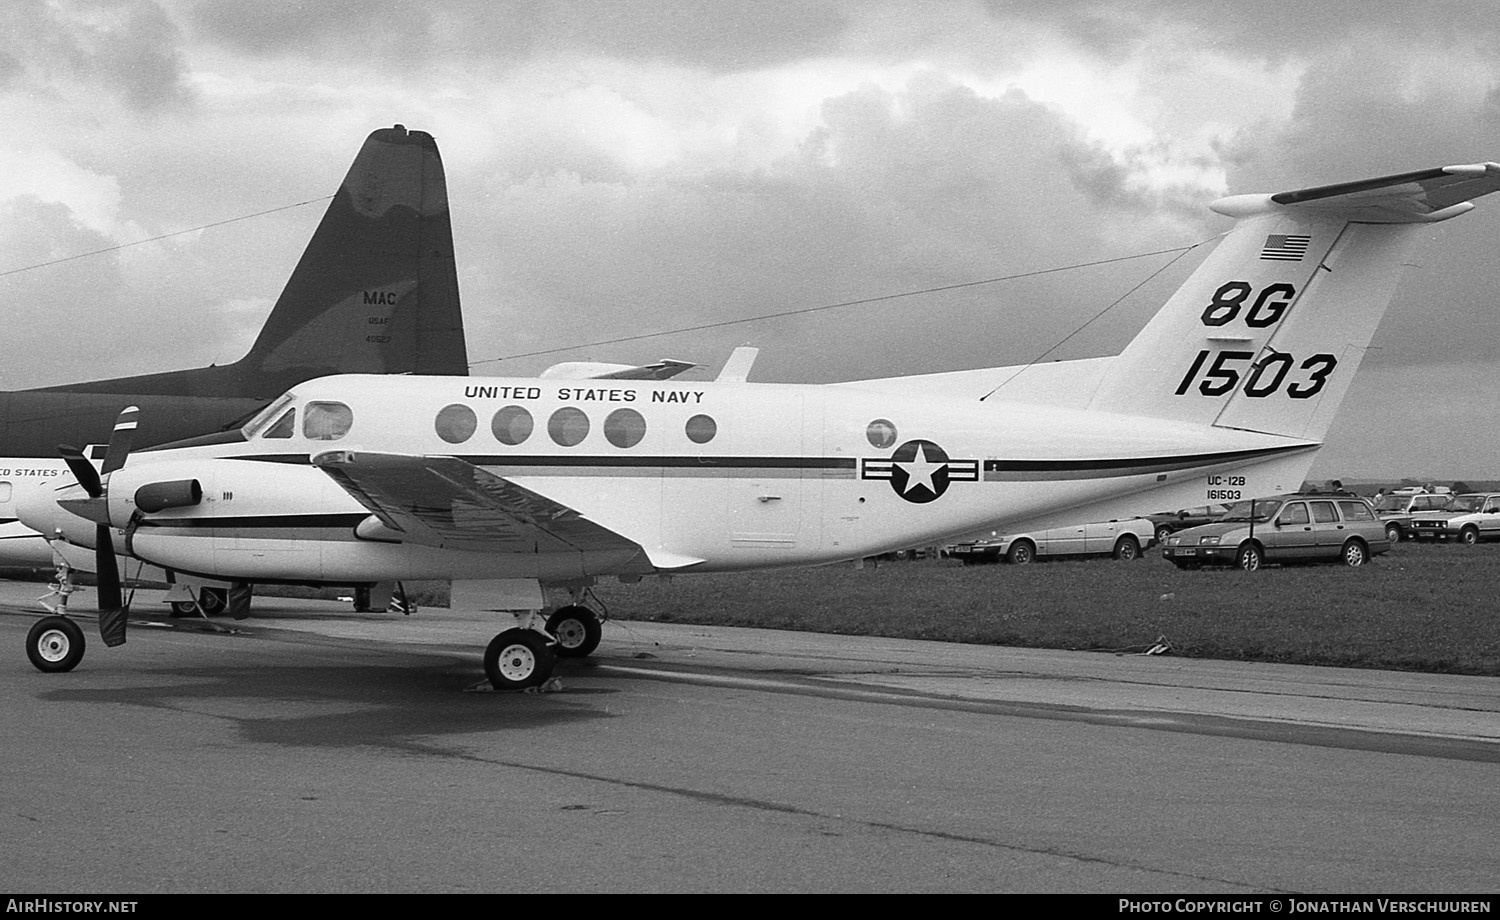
[232,124,468,388]
[45,125,468,398]
[1086,163,1500,440]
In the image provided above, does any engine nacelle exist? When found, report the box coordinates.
[134,479,202,514]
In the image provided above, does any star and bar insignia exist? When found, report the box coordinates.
[861,439,979,504]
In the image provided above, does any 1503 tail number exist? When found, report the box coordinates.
[1175,350,1337,399]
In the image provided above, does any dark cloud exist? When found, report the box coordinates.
[466,73,1215,384]
[186,0,438,59]
[0,0,194,113]
[994,0,1500,65]
[189,0,850,72]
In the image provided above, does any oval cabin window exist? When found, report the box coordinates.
[548,407,590,447]
[491,406,534,446]
[604,408,647,448]
[435,404,478,444]
[685,414,717,444]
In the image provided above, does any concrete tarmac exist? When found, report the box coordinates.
[2,580,1497,892]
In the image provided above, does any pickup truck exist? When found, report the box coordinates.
[949,518,1155,565]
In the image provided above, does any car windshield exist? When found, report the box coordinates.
[1449,495,1487,513]
[1373,495,1411,512]
[1219,499,1281,523]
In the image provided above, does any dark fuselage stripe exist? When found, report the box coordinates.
[231,444,1307,478]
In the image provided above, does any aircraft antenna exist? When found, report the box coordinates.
[468,242,1209,369]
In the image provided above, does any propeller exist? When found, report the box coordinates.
[57,406,138,647]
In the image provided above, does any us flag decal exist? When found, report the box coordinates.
[1260,234,1311,261]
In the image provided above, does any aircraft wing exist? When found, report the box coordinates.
[311,450,645,556]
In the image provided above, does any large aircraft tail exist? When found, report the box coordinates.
[1081,163,1500,441]
[45,125,468,397]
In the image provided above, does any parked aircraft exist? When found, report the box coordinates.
[20,161,1500,690]
[0,125,468,598]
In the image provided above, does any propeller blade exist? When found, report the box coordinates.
[58,445,102,498]
[95,523,127,647]
[100,406,139,476]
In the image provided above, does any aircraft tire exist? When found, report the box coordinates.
[27,616,85,673]
[547,605,602,658]
[484,629,555,691]
[198,588,227,616]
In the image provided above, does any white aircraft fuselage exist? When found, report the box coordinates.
[21,372,1316,584]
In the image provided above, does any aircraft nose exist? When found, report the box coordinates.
[14,476,74,540]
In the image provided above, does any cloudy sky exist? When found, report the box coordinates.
[4,0,1500,479]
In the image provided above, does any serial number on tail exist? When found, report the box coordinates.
[1175,350,1337,399]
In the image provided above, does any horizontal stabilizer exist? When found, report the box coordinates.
[1212,162,1500,223]
[540,359,697,380]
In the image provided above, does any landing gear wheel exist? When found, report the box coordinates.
[483,629,556,691]
[27,616,85,673]
[1235,543,1263,571]
[547,605,602,658]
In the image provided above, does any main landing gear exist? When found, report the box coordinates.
[480,600,606,691]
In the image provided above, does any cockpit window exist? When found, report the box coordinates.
[303,401,353,440]
[262,408,296,439]
[241,393,296,438]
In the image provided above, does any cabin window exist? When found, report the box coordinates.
[604,408,647,448]
[303,402,353,440]
[435,404,478,444]
[866,419,897,449]
[0,482,11,504]
[685,414,717,444]
[492,406,534,446]
[263,408,296,439]
[548,407,590,447]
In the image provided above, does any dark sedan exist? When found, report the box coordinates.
[1144,504,1230,544]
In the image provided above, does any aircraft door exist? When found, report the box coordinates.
[726,393,814,551]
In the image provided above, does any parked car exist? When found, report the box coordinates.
[1408,493,1500,544]
[1372,491,1453,542]
[949,518,1155,565]
[1160,492,1389,570]
[1144,504,1231,544]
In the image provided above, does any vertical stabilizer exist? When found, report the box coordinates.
[234,125,468,388]
[1086,163,1500,441]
